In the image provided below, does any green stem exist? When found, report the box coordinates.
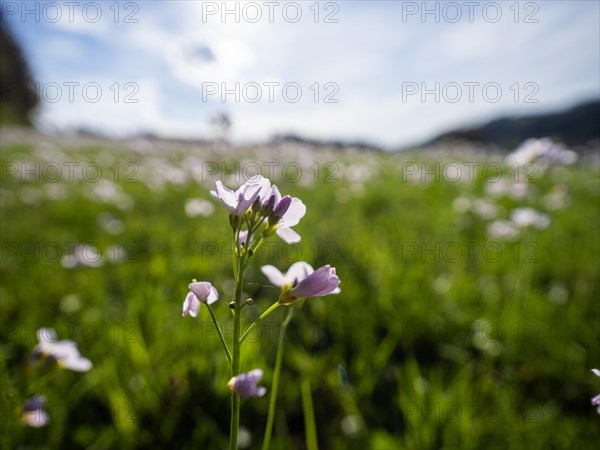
[301,377,319,450]
[232,228,240,282]
[262,307,294,450]
[26,367,58,395]
[242,235,266,272]
[230,252,244,450]
[239,302,282,344]
[206,304,232,365]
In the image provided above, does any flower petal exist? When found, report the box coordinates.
[207,285,219,304]
[276,227,301,244]
[280,198,306,227]
[213,181,238,213]
[250,176,272,203]
[236,183,261,215]
[228,369,266,397]
[261,265,287,287]
[291,265,340,298]
[182,291,201,317]
[285,261,314,286]
[37,328,57,345]
[189,282,212,301]
[60,354,93,372]
[269,185,282,205]
[592,368,600,377]
[273,195,292,218]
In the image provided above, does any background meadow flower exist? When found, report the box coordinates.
[592,369,600,414]
[22,396,49,428]
[31,328,92,372]
[228,369,267,398]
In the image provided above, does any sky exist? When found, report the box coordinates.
[3,0,600,148]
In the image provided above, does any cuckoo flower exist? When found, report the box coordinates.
[261,261,315,291]
[268,189,306,244]
[228,369,267,397]
[254,183,306,243]
[22,396,49,428]
[182,281,219,317]
[31,328,92,372]
[210,176,270,218]
[262,262,340,304]
[273,196,306,243]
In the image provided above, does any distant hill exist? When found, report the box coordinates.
[424,101,600,151]
[270,133,383,152]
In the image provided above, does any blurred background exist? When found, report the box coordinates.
[1,1,599,449]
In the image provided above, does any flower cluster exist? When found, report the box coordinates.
[181,175,340,412]
[211,175,306,243]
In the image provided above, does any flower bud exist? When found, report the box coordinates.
[262,194,276,217]
[269,195,292,226]
[229,214,240,230]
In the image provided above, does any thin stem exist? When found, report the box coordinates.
[230,252,244,450]
[26,367,58,395]
[247,217,266,244]
[262,307,294,450]
[239,302,282,344]
[242,234,266,273]
[301,377,319,450]
[206,304,232,365]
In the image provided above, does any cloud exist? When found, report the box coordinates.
[8,1,600,147]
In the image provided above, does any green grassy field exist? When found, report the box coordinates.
[1,132,599,449]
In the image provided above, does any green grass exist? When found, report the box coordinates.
[1,137,599,449]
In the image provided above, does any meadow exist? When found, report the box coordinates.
[1,129,599,449]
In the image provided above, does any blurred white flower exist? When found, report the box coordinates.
[487,220,520,241]
[61,244,104,268]
[185,198,215,217]
[591,369,600,414]
[97,212,125,235]
[511,208,550,229]
[31,328,92,372]
[22,396,49,428]
[472,199,499,220]
[507,138,578,167]
[485,179,529,200]
[452,196,471,213]
[543,186,570,210]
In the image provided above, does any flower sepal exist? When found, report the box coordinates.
[279,289,300,305]
[229,214,241,231]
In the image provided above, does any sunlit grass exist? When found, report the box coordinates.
[1,136,599,449]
